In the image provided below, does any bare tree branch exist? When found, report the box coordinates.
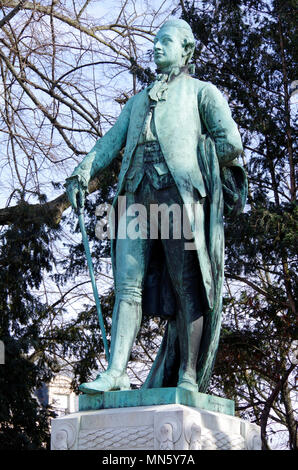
[225,272,290,308]
[260,364,295,449]
[0,0,26,28]
[0,175,104,226]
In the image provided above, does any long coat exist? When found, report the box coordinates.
[72,72,247,392]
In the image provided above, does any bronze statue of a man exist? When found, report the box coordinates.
[66,19,247,394]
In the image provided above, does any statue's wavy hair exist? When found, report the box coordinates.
[159,19,195,65]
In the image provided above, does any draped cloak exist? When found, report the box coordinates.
[71,73,248,392]
[141,137,247,392]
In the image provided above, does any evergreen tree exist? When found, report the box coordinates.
[0,221,56,449]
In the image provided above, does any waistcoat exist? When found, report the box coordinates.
[125,102,175,192]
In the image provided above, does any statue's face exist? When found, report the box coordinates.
[153,26,186,72]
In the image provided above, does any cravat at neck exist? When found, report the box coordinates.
[147,65,192,103]
[148,74,169,102]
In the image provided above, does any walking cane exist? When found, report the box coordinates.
[66,175,110,363]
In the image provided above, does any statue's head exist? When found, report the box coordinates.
[153,19,195,72]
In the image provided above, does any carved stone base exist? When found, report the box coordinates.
[51,403,261,450]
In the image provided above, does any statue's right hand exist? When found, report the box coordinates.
[64,175,87,212]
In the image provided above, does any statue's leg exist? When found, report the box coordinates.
[175,299,204,392]
[158,186,206,392]
[165,252,204,393]
[107,298,142,376]
[79,192,151,394]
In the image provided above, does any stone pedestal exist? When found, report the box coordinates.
[51,389,261,451]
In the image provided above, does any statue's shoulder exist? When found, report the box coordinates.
[180,74,218,96]
[127,88,148,107]
[187,76,218,93]
[192,79,227,105]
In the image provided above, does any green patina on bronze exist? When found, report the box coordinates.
[65,19,247,396]
[79,388,235,416]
